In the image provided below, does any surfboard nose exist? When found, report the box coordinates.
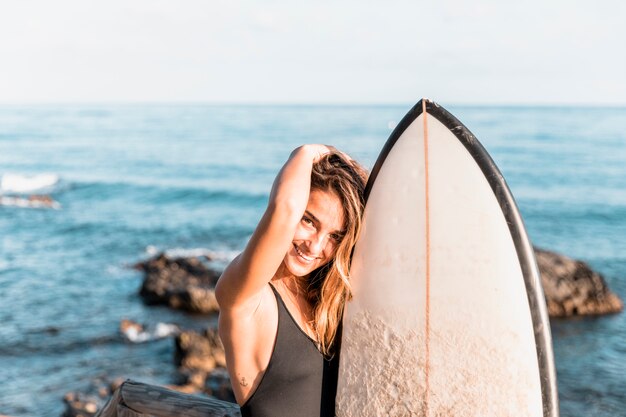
[336,100,558,417]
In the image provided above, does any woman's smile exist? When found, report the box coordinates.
[294,244,317,263]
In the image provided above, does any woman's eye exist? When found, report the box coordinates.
[302,217,314,226]
[330,233,342,242]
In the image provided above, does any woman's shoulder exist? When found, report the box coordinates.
[218,281,277,323]
[218,283,280,406]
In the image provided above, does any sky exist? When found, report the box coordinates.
[0,0,625,105]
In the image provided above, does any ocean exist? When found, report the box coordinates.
[0,104,624,416]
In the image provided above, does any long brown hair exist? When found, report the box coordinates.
[305,152,368,356]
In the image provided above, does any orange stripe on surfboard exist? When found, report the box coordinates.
[422,99,431,416]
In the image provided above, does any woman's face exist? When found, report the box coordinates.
[282,189,345,278]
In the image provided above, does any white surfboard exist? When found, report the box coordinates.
[336,100,558,417]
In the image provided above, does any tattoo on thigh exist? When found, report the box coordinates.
[240,377,249,387]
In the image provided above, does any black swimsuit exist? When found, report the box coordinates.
[240,285,339,417]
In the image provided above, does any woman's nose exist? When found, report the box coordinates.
[307,233,327,255]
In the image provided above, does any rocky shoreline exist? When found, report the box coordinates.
[59,247,622,417]
[134,254,221,314]
[62,326,234,417]
[535,248,623,317]
[134,248,624,319]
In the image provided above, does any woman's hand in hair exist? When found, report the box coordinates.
[294,144,332,162]
[216,144,318,310]
[297,144,353,164]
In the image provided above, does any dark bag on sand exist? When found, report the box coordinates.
[96,380,241,417]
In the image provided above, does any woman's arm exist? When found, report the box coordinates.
[215,144,329,312]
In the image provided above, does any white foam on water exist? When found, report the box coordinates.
[0,173,60,193]
[121,322,180,344]
[163,247,239,261]
[153,323,180,338]
[144,246,239,268]
[145,245,160,256]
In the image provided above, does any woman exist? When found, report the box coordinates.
[215,144,368,417]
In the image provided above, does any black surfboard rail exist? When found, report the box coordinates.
[95,380,241,417]
[365,99,559,417]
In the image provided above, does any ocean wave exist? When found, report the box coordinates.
[145,245,239,261]
[68,180,267,206]
[0,332,121,357]
[522,203,626,225]
[0,173,59,194]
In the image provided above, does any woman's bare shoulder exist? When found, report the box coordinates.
[218,284,279,404]
[218,281,276,320]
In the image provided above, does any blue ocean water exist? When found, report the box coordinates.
[0,104,624,416]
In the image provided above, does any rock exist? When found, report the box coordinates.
[204,368,236,403]
[172,328,234,400]
[167,368,235,403]
[62,392,99,417]
[119,318,144,340]
[535,247,624,317]
[135,253,222,313]
[175,328,227,374]
[62,376,125,417]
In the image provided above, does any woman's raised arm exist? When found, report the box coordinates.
[215,144,329,311]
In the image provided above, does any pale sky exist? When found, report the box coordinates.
[1,0,625,104]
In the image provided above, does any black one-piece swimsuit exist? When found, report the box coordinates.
[240,285,339,417]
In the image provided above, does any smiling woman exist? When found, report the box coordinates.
[215,144,368,417]
[283,190,345,278]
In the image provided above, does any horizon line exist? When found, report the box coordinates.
[1,100,625,108]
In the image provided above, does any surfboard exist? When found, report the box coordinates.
[336,100,559,417]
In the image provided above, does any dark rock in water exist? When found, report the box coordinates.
[175,328,227,373]
[135,253,221,313]
[204,368,236,403]
[535,247,624,317]
[62,377,124,417]
[171,328,234,401]
[169,368,236,403]
[62,392,99,417]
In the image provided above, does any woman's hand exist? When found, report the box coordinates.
[216,143,355,311]
[296,144,352,164]
[216,143,320,310]
[293,144,330,163]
